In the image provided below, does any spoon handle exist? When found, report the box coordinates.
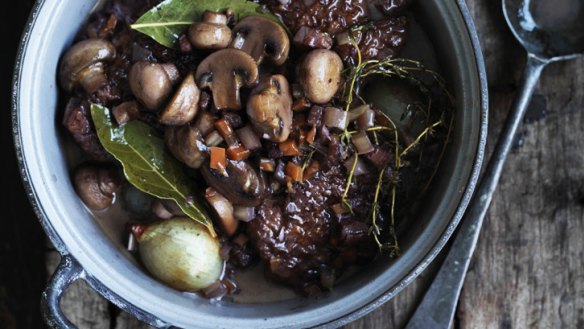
[404,54,548,329]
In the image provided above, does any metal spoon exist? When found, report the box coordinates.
[405,1,584,328]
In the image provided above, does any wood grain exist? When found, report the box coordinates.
[2,0,583,328]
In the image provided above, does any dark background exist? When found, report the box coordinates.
[1,1,47,328]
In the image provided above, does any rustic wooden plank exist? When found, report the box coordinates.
[457,0,584,328]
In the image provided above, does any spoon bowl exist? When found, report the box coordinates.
[503,0,584,60]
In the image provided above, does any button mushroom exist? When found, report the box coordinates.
[73,164,121,210]
[247,75,293,142]
[129,61,180,111]
[230,16,290,66]
[59,38,116,94]
[195,49,259,110]
[298,49,344,104]
[165,124,208,169]
[159,73,201,125]
[188,11,232,49]
[201,160,267,207]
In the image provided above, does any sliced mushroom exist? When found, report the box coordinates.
[298,49,344,104]
[159,73,201,125]
[247,75,293,142]
[230,16,290,66]
[73,164,121,210]
[165,124,208,168]
[205,187,238,236]
[195,49,259,110]
[188,11,232,49]
[129,61,180,111]
[59,38,116,94]
[201,160,266,207]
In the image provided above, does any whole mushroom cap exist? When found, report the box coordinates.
[59,38,116,93]
[247,74,293,142]
[195,49,259,110]
[298,49,344,104]
[188,11,232,49]
[231,16,290,66]
[129,61,178,111]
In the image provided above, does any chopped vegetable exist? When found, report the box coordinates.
[352,131,375,155]
[215,118,237,145]
[204,130,224,147]
[233,206,256,222]
[226,144,251,161]
[285,162,303,182]
[195,111,216,136]
[357,109,376,130]
[259,158,276,172]
[279,139,302,156]
[323,106,348,131]
[209,147,226,173]
[236,125,262,150]
[344,154,368,176]
[303,160,320,180]
[348,104,370,121]
[306,126,317,145]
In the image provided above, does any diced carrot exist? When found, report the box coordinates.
[209,147,226,172]
[226,144,250,161]
[279,139,302,156]
[259,158,276,172]
[298,129,307,145]
[306,125,317,145]
[214,118,237,145]
[303,160,320,180]
[285,162,303,182]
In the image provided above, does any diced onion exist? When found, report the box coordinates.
[194,111,216,136]
[352,131,374,155]
[323,107,348,131]
[234,206,256,222]
[204,130,224,147]
[344,155,368,176]
[357,109,376,130]
[236,125,262,150]
[348,104,370,121]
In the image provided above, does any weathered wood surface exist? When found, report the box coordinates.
[2,0,583,328]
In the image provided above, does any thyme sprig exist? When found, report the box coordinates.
[339,33,454,256]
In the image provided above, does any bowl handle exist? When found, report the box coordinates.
[41,254,84,328]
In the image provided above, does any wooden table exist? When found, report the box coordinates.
[1,0,583,328]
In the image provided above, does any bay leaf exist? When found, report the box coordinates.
[90,104,216,237]
[131,0,285,48]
